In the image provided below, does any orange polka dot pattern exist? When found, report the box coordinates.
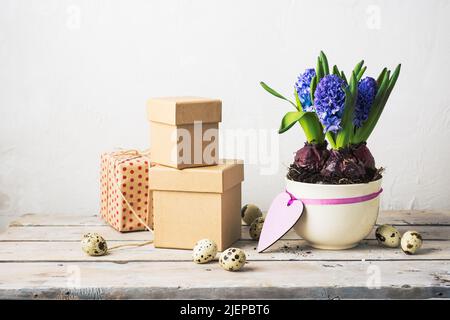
[100,152,153,232]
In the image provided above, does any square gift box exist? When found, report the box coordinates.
[149,159,244,250]
[100,151,153,232]
[147,96,222,169]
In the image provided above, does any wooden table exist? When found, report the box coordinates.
[0,211,449,299]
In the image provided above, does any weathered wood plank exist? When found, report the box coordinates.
[0,239,448,262]
[0,226,153,241]
[1,212,449,300]
[9,214,104,227]
[376,210,450,226]
[0,261,448,299]
[9,210,450,227]
[1,225,448,242]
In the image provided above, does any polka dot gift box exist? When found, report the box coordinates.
[100,150,153,232]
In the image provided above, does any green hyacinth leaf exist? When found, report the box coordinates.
[278,110,324,144]
[353,60,364,77]
[320,51,330,75]
[336,72,358,148]
[332,65,340,76]
[386,64,401,95]
[326,131,337,149]
[280,91,325,143]
[356,64,401,142]
[279,111,304,134]
[340,71,348,84]
[353,70,390,142]
[372,70,391,108]
[364,64,401,137]
[376,67,387,86]
[356,66,367,81]
[316,57,324,80]
[310,75,318,103]
[260,81,298,110]
[299,112,325,144]
[294,90,303,110]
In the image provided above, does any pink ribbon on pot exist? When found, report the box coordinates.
[285,188,383,206]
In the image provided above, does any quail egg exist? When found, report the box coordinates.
[219,248,246,271]
[81,233,108,256]
[241,204,262,225]
[192,239,218,264]
[249,217,265,240]
[375,224,401,248]
[401,231,423,255]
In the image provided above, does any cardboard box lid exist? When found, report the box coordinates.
[147,96,222,125]
[149,159,244,193]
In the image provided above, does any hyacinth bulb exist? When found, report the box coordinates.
[321,148,366,180]
[351,143,375,170]
[294,142,330,172]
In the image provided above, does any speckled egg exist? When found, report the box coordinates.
[81,233,108,256]
[249,217,265,240]
[375,224,401,248]
[219,248,246,271]
[192,239,218,264]
[401,231,423,254]
[241,204,262,225]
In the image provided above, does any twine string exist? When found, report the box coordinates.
[108,240,154,251]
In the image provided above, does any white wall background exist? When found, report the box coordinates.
[1,0,449,225]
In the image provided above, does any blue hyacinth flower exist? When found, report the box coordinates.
[294,68,316,112]
[354,77,377,128]
[314,74,346,133]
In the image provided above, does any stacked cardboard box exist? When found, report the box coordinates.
[147,97,244,251]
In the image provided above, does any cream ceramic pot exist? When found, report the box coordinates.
[287,178,382,250]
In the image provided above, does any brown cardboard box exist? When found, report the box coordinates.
[147,97,221,169]
[149,159,244,250]
[100,151,153,232]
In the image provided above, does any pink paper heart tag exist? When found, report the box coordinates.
[257,191,304,253]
